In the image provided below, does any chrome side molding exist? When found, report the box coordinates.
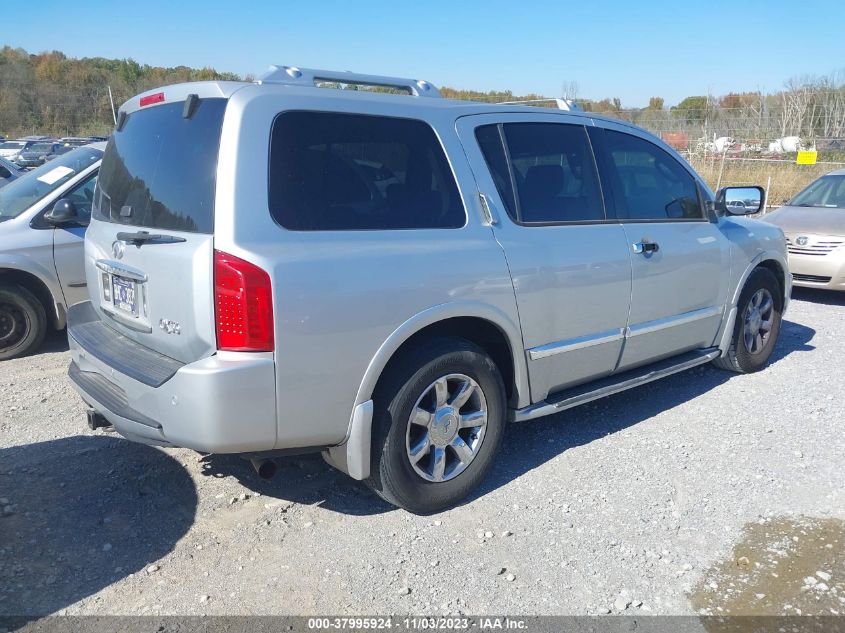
[528,328,625,361]
[527,306,722,362]
[626,305,723,338]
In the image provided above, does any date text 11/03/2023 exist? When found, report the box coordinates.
[306,617,528,630]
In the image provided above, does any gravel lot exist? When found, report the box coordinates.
[1,288,843,618]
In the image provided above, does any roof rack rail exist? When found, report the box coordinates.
[497,98,582,112]
[257,65,442,98]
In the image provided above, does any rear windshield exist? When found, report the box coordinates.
[94,98,226,233]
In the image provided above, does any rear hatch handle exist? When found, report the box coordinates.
[116,231,187,246]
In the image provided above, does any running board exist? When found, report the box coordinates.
[510,348,721,423]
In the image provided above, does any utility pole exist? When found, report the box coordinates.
[107,86,117,125]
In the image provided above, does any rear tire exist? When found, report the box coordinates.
[0,283,47,361]
[367,337,506,514]
[713,267,782,373]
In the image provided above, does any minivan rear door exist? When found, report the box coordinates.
[86,91,230,364]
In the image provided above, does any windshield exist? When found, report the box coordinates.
[0,146,102,221]
[0,142,25,150]
[789,175,845,209]
[29,143,54,153]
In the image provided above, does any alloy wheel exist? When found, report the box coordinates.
[743,288,774,355]
[405,373,488,483]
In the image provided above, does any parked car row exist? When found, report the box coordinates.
[0,135,107,171]
[0,67,841,514]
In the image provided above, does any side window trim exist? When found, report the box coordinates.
[587,127,619,221]
[498,123,523,222]
[589,125,708,223]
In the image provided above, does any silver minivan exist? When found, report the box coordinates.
[0,144,104,360]
[67,67,789,513]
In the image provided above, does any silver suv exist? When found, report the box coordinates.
[68,67,790,513]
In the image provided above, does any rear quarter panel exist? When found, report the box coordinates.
[217,87,523,449]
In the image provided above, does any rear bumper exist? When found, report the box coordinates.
[789,252,845,291]
[68,301,278,453]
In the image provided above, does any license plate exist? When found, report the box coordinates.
[111,276,137,315]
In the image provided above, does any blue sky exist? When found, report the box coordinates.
[6,0,845,107]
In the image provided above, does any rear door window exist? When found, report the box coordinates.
[94,98,226,233]
[268,112,465,230]
[477,122,605,224]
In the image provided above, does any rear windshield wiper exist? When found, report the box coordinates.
[116,231,187,246]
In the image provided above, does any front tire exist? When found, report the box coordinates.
[713,267,782,373]
[367,337,506,514]
[0,283,47,361]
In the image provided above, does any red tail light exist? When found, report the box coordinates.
[214,250,274,352]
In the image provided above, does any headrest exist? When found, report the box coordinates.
[524,165,564,199]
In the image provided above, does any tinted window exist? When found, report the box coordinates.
[94,98,226,233]
[485,123,604,223]
[269,112,464,231]
[599,130,702,220]
[475,125,517,218]
[64,173,98,223]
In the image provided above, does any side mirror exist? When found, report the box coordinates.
[44,198,79,225]
[715,186,765,216]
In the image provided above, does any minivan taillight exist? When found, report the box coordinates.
[214,250,274,352]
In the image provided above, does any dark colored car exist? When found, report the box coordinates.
[15,141,61,168]
[44,144,77,162]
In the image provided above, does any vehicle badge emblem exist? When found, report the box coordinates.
[795,236,809,246]
[112,240,125,259]
[159,318,181,335]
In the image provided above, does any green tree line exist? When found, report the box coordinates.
[2,46,843,147]
[0,46,239,137]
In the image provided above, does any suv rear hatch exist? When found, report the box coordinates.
[87,89,229,364]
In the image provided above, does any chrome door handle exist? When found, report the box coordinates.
[632,241,659,254]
